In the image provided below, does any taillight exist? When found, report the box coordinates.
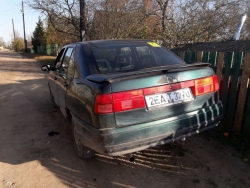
[94,89,145,114]
[94,94,113,114]
[213,75,220,91]
[194,75,219,96]
[94,75,220,114]
[113,89,145,112]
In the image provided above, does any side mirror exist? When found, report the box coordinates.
[41,65,51,71]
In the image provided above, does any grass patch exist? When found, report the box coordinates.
[19,52,56,66]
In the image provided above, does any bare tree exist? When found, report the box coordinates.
[89,0,151,39]
[27,0,250,47]
[149,0,247,47]
[27,0,81,42]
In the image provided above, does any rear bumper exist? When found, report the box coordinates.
[73,102,223,156]
[102,115,222,156]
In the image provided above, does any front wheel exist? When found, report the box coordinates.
[72,122,95,159]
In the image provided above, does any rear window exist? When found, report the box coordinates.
[90,42,185,73]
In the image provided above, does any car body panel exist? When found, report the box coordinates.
[109,67,213,92]
[48,71,59,106]
[73,101,222,156]
[43,39,223,157]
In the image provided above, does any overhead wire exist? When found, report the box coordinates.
[0,7,18,14]
[0,20,12,26]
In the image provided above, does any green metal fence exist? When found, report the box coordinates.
[173,50,250,135]
[36,44,58,56]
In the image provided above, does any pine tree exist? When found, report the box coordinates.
[32,17,46,53]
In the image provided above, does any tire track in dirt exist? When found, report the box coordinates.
[0,49,250,188]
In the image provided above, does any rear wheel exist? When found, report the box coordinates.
[72,122,95,159]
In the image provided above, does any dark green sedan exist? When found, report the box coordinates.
[41,40,223,159]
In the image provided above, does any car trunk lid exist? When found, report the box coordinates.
[92,63,219,127]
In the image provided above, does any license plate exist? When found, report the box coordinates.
[145,88,194,109]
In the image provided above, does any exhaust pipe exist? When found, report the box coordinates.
[125,154,135,162]
[233,13,247,40]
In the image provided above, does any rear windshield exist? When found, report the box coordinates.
[90,42,185,73]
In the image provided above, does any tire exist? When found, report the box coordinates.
[72,121,95,159]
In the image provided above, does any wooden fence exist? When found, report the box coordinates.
[173,51,250,135]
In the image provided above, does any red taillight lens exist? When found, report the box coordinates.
[94,75,220,114]
[113,89,145,112]
[213,75,219,91]
[194,76,219,96]
[94,90,146,114]
[94,94,113,114]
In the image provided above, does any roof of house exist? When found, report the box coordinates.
[171,40,250,52]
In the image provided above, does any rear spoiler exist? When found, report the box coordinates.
[86,63,210,83]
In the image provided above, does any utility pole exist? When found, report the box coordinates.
[12,19,16,39]
[79,0,86,41]
[21,0,28,52]
[12,19,16,50]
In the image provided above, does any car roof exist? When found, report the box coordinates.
[75,39,153,47]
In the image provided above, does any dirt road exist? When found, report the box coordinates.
[0,49,249,188]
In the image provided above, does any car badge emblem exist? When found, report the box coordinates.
[164,76,178,83]
[169,85,173,89]
[158,76,178,84]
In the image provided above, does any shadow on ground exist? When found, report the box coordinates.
[0,77,191,187]
[0,50,249,188]
[0,56,192,188]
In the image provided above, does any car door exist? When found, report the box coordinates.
[48,48,66,106]
[57,46,75,117]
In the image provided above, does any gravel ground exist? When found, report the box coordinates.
[0,49,249,188]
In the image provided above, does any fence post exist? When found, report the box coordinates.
[216,52,225,83]
[190,51,196,63]
[209,52,218,71]
[184,51,191,63]
[220,52,234,124]
[196,51,203,62]
[224,52,243,130]
[242,88,250,134]
[234,52,250,133]
[202,52,210,63]
[179,51,185,60]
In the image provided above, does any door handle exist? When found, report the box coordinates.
[54,76,57,80]
[64,82,69,87]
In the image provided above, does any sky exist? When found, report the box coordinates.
[0,0,41,45]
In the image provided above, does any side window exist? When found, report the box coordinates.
[55,49,65,69]
[60,48,74,74]
[67,51,75,77]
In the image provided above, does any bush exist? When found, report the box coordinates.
[12,38,24,52]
